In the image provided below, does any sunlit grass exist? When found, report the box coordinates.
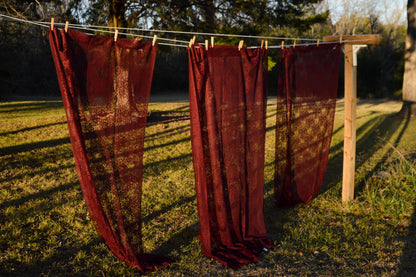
[1,99,415,276]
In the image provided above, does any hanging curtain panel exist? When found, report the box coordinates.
[275,44,342,206]
[188,44,274,269]
[49,28,172,273]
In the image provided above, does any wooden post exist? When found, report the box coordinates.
[343,44,356,201]
[323,35,379,202]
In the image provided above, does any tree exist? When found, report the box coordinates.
[0,0,329,98]
[313,0,406,99]
[399,0,416,117]
[0,0,82,21]
[0,1,79,99]
[80,0,328,35]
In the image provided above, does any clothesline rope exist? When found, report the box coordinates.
[0,13,373,49]
[0,13,190,46]
[269,39,372,48]
[57,24,191,44]
[2,13,316,42]
[57,21,319,42]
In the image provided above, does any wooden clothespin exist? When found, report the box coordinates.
[265,40,268,49]
[211,36,214,47]
[51,18,54,31]
[261,40,264,49]
[205,40,209,51]
[188,38,193,48]
[293,39,296,48]
[340,35,343,44]
[317,39,320,46]
[192,35,196,45]
[238,40,244,51]
[281,41,285,48]
[65,21,69,33]
[114,29,118,42]
[152,35,157,46]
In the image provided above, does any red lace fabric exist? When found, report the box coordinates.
[188,44,274,269]
[49,28,172,272]
[275,44,342,205]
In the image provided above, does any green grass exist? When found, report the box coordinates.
[1,99,415,276]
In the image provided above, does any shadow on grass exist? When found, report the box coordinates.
[145,124,190,140]
[263,179,299,248]
[147,104,189,125]
[319,109,414,274]
[354,112,411,194]
[0,178,107,276]
[151,223,200,258]
[0,137,71,156]
[0,121,67,136]
[0,238,103,277]
[0,181,79,212]
[147,114,190,126]
[144,153,193,173]
[0,101,63,114]
[399,206,416,276]
[320,112,406,195]
[397,116,416,276]
[143,195,196,225]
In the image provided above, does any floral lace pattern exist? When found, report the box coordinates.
[49,28,172,273]
[275,44,342,205]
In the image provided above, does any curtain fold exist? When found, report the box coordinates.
[49,28,172,273]
[275,43,342,205]
[188,44,274,269]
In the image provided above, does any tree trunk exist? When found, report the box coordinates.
[400,0,416,117]
[200,0,216,32]
[108,0,127,28]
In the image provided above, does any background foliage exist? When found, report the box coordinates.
[0,0,407,99]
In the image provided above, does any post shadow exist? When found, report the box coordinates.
[354,112,410,195]
[319,112,405,195]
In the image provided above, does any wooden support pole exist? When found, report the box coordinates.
[343,44,356,202]
[323,34,379,202]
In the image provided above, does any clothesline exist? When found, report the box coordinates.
[58,21,319,42]
[48,28,343,272]
[1,13,373,49]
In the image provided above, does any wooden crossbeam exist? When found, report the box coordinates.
[322,34,380,45]
[323,35,380,202]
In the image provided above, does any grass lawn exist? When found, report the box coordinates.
[1,98,415,276]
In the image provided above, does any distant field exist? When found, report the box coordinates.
[1,99,415,276]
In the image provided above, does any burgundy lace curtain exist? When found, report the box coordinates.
[49,28,172,273]
[188,44,274,269]
[275,44,342,205]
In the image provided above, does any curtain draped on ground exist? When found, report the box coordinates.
[188,44,274,269]
[275,44,342,205]
[49,28,172,273]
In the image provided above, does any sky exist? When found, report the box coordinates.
[325,0,407,24]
